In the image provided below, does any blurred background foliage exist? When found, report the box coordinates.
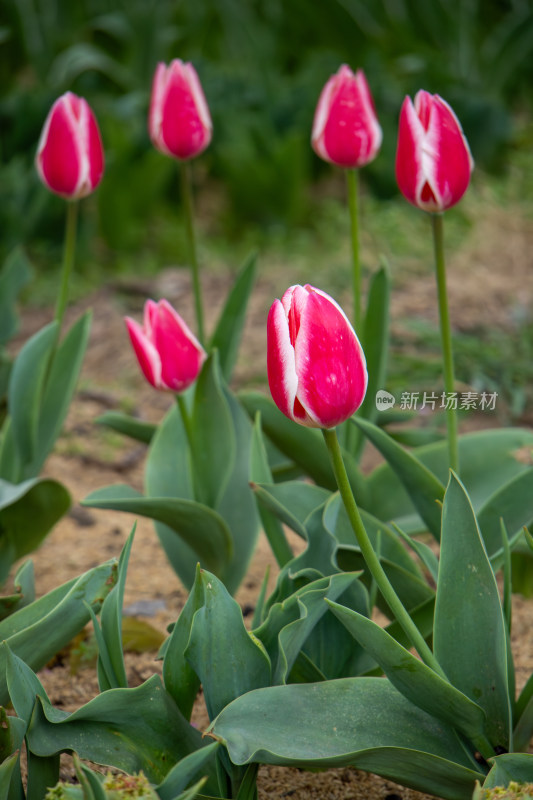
[1,0,533,271]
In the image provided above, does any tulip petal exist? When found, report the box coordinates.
[36,96,81,197]
[152,60,212,161]
[428,95,474,211]
[125,317,162,389]
[152,301,206,392]
[267,299,299,423]
[395,96,427,210]
[312,65,382,169]
[294,288,368,428]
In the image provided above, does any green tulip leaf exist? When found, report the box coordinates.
[25,675,211,786]
[7,321,58,475]
[211,678,484,800]
[251,480,331,539]
[191,352,236,509]
[156,741,220,800]
[0,558,35,620]
[327,600,488,742]
[482,753,533,788]
[0,476,71,584]
[163,564,204,720]
[239,391,368,504]
[96,411,156,444]
[0,706,25,769]
[477,467,533,555]
[360,259,390,427]
[213,388,260,594]
[0,752,21,800]
[82,483,233,578]
[351,416,445,539]
[434,473,511,751]
[0,247,34,346]
[250,414,293,568]
[0,560,116,706]
[185,569,271,720]
[34,311,91,475]
[209,251,257,383]
[365,428,533,533]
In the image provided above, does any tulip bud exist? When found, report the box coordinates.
[267,284,367,429]
[311,65,382,169]
[149,59,212,161]
[125,299,206,393]
[395,90,474,212]
[35,92,104,199]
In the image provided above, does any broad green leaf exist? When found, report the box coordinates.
[213,388,260,594]
[0,706,25,764]
[6,645,51,724]
[0,559,35,620]
[95,527,135,691]
[209,252,257,383]
[351,417,445,539]
[514,670,533,751]
[156,741,220,800]
[482,753,533,788]
[27,749,60,800]
[212,678,484,800]
[250,414,292,568]
[254,572,367,683]
[26,675,212,787]
[365,428,533,533]
[393,526,440,583]
[145,403,196,588]
[327,600,488,742]
[358,259,390,433]
[434,474,511,751]
[0,477,71,582]
[96,411,156,444]
[0,752,21,800]
[34,311,91,475]
[191,353,236,509]
[82,484,232,578]
[477,468,533,555]
[239,392,368,504]
[251,480,331,539]
[7,321,58,473]
[163,564,204,720]
[185,570,271,720]
[0,560,116,706]
[0,248,33,346]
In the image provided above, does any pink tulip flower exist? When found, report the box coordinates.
[267,284,368,429]
[395,91,474,212]
[149,59,212,160]
[311,65,382,169]
[35,92,104,199]
[125,299,206,392]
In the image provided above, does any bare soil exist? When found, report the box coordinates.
[8,201,533,798]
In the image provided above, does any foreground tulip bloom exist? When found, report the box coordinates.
[311,65,382,169]
[36,92,104,199]
[125,299,206,392]
[395,91,474,212]
[267,285,367,428]
[149,59,212,161]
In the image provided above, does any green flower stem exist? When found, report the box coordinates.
[180,161,205,346]
[346,168,361,330]
[176,393,197,496]
[322,426,446,677]
[54,200,79,332]
[431,213,459,474]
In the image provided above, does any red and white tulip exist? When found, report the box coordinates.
[395,91,474,212]
[125,299,206,393]
[149,59,212,161]
[267,284,367,429]
[312,65,382,169]
[36,92,104,199]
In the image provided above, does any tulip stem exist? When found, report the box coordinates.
[55,200,79,332]
[431,213,459,475]
[346,168,362,330]
[322,426,447,678]
[180,162,205,346]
